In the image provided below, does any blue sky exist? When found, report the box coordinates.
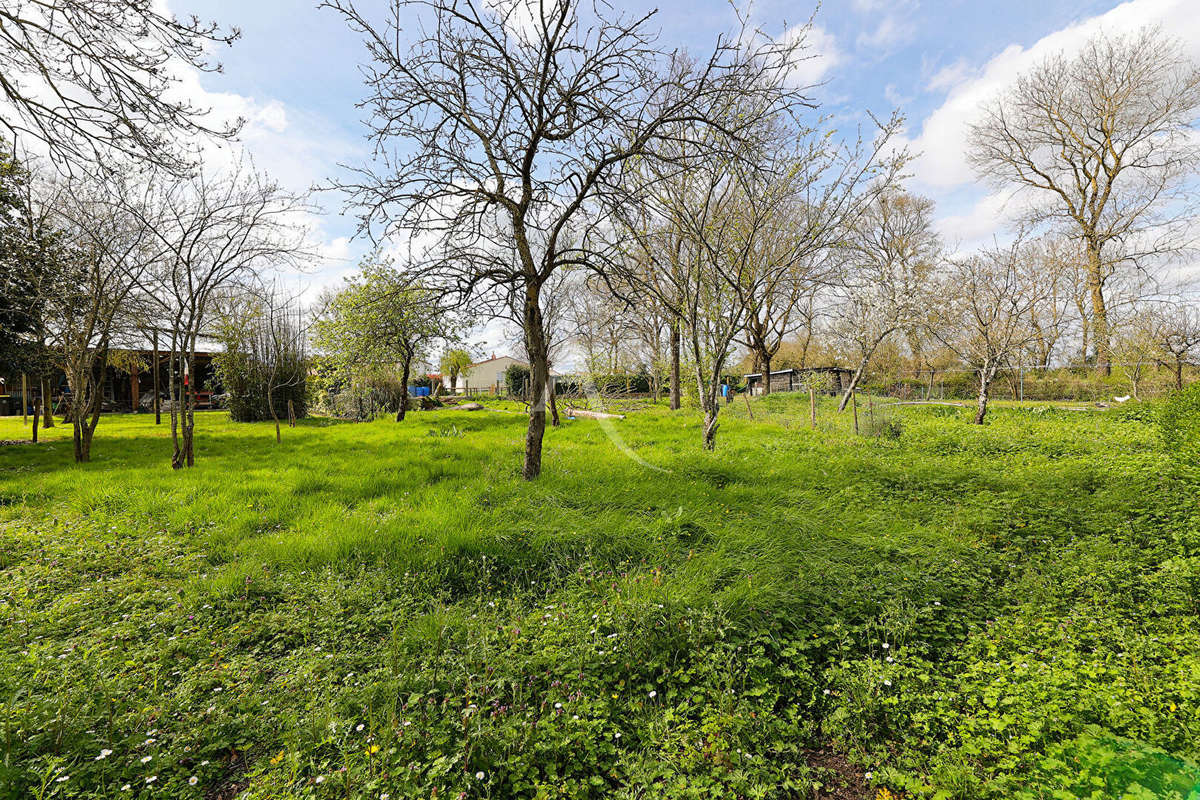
[171,0,1200,343]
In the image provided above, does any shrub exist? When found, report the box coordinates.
[1158,382,1200,471]
[212,348,307,423]
[504,363,530,396]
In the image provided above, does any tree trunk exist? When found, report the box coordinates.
[549,377,560,427]
[268,382,281,442]
[523,287,549,480]
[288,399,296,427]
[702,406,719,450]
[31,388,39,443]
[1175,359,1184,391]
[21,372,27,426]
[74,349,107,463]
[974,367,993,425]
[839,355,872,412]
[396,354,412,422]
[669,318,681,411]
[41,376,53,428]
[758,348,772,395]
[169,351,182,469]
[184,353,195,467]
[130,360,140,411]
[1085,240,1111,375]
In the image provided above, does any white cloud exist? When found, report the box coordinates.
[909,0,1200,192]
[933,188,1025,251]
[856,15,916,51]
[781,22,842,87]
[926,58,973,93]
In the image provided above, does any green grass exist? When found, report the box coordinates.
[2,397,1199,799]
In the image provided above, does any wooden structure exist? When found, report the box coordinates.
[744,366,853,396]
[1,349,218,416]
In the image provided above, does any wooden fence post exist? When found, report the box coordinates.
[152,330,162,424]
[852,390,859,435]
[809,385,817,429]
[21,372,28,425]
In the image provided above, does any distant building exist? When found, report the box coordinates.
[743,366,854,396]
[452,354,561,394]
[1,333,223,416]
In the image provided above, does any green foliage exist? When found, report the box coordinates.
[2,395,1198,799]
[504,363,530,396]
[1159,382,1200,470]
[313,253,459,414]
[211,298,309,423]
[439,348,473,389]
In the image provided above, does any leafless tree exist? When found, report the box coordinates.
[733,119,901,394]
[927,241,1047,424]
[0,0,241,173]
[1112,306,1163,400]
[133,163,311,468]
[44,174,159,461]
[968,27,1200,375]
[213,285,309,442]
[831,191,939,411]
[1024,237,1077,368]
[1150,302,1200,391]
[323,0,810,478]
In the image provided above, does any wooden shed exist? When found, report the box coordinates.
[744,366,853,396]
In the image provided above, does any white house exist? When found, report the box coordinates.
[452,354,561,394]
[455,354,525,394]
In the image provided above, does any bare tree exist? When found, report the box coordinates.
[927,241,1047,424]
[1112,307,1163,400]
[212,285,309,442]
[324,0,807,478]
[1150,302,1200,391]
[45,174,158,461]
[134,164,310,468]
[831,191,939,411]
[0,0,241,172]
[1024,237,1076,368]
[969,27,1200,375]
[734,121,899,394]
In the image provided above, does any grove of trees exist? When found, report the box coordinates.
[2,1,1199,481]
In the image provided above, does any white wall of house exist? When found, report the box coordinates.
[455,355,526,393]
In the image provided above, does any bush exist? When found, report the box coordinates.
[504,363,530,396]
[319,372,407,421]
[1158,382,1200,472]
[212,350,307,423]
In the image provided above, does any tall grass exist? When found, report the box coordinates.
[1,398,1197,799]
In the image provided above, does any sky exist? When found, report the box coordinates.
[167,0,1200,356]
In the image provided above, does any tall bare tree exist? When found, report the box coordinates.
[733,118,900,394]
[968,27,1200,374]
[1024,237,1077,368]
[324,0,807,478]
[133,164,310,468]
[831,191,939,411]
[46,174,159,461]
[927,241,1047,424]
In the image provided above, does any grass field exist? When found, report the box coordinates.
[2,396,1199,799]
